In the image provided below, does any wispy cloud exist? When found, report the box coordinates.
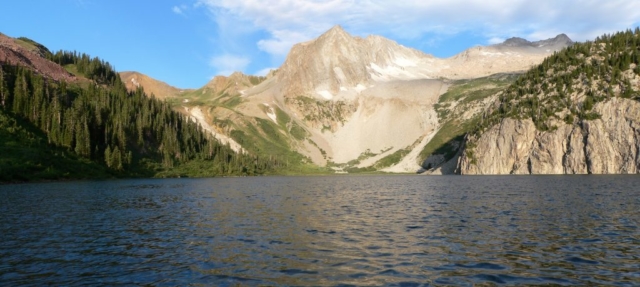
[172,6,184,15]
[209,54,250,76]
[257,30,309,56]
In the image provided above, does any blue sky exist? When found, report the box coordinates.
[1,0,639,89]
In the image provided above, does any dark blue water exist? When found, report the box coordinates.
[1,175,639,286]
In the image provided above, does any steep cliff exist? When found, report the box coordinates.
[460,98,640,174]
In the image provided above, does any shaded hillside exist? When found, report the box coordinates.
[0,34,284,182]
[460,28,640,174]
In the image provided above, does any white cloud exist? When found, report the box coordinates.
[172,4,189,15]
[257,30,309,56]
[209,54,250,76]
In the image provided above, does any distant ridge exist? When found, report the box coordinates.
[499,34,573,48]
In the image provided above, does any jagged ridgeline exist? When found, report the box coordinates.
[461,28,640,174]
[0,49,284,182]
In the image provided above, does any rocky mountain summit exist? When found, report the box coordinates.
[276,25,569,100]
[277,25,435,99]
[500,33,573,49]
[221,26,572,170]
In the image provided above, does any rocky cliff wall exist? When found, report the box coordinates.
[459,98,640,174]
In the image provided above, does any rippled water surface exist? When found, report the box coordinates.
[1,175,639,286]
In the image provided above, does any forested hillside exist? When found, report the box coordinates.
[460,28,640,174]
[0,40,285,182]
[470,28,640,135]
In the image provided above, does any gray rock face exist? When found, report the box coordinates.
[460,98,640,174]
[501,37,532,47]
[534,33,573,47]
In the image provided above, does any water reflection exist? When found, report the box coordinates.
[0,176,639,286]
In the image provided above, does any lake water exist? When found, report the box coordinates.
[1,175,639,286]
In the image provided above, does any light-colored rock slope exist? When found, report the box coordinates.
[184,106,244,153]
[460,98,640,174]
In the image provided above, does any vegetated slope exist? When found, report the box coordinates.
[119,72,260,156]
[0,34,283,182]
[169,72,324,174]
[116,67,321,174]
[459,28,640,174]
